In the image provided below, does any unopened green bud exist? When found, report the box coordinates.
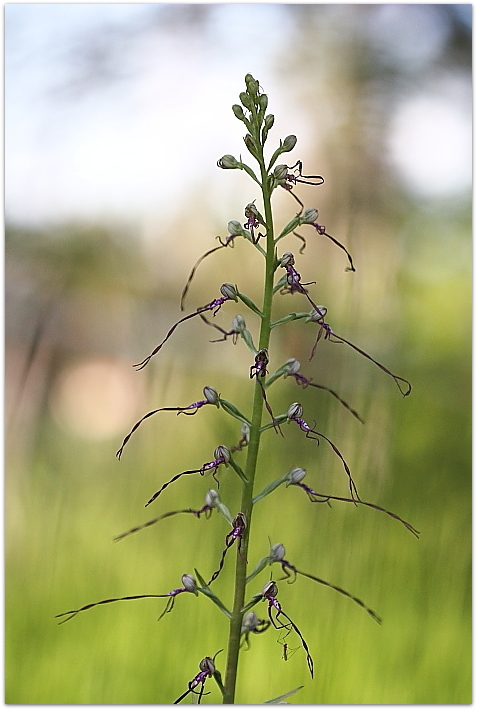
[244,133,258,156]
[287,402,303,420]
[245,73,259,96]
[287,466,306,485]
[239,91,253,110]
[232,315,246,332]
[282,135,297,152]
[241,611,260,633]
[270,543,286,562]
[258,94,268,113]
[181,574,197,593]
[205,489,220,508]
[264,114,275,130]
[220,283,238,301]
[284,358,301,376]
[228,220,244,237]
[301,208,319,224]
[217,154,240,169]
[203,386,219,405]
[232,104,246,120]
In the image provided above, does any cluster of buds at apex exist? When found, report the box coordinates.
[217,154,240,169]
[245,72,260,95]
[220,282,238,301]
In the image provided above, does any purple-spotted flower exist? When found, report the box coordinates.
[173,650,223,704]
[116,386,220,459]
[113,489,221,542]
[287,403,360,502]
[273,160,324,211]
[134,284,238,371]
[243,202,265,244]
[240,611,270,649]
[145,446,231,507]
[282,358,364,424]
[307,307,412,396]
[55,573,198,625]
[261,580,314,678]
[266,542,382,624]
[286,468,419,538]
[279,252,323,316]
[250,349,283,436]
[208,512,247,585]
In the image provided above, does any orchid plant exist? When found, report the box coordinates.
[57,74,417,704]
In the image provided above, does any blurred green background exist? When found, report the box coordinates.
[6,4,471,705]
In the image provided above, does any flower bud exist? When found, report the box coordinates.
[309,306,327,322]
[227,220,244,237]
[214,445,230,464]
[232,104,246,120]
[244,202,260,220]
[273,164,288,181]
[181,574,197,593]
[232,315,246,332]
[301,208,319,224]
[203,386,219,405]
[288,467,306,485]
[241,611,259,633]
[282,135,297,152]
[205,489,220,508]
[287,402,303,420]
[220,282,238,301]
[280,252,295,267]
[217,154,240,169]
[199,656,215,675]
[245,74,259,96]
[283,358,301,376]
[262,580,278,599]
[258,93,268,113]
[270,543,286,562]
[264,113,275,131]
[244,133,258,155]
[239,91,253,109]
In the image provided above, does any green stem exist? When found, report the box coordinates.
[222,143,276,705]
